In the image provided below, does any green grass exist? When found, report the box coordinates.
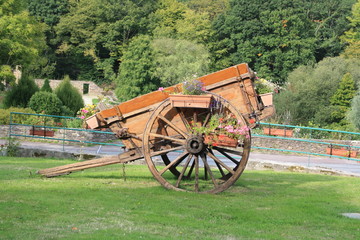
[1,157,359,240]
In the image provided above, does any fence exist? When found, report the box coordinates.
[8,112,124,154]
[5,112,360,162]
[253,123,360,162]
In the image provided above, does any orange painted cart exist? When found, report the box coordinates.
[38,63,275,193]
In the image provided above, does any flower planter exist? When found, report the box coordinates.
[204,134,238,147]
[326,148,358,158]
[263,128,293,137]
[259,92,273,106]
[30,129,55,137]
[86,114,100,129]
[169,94,212,108]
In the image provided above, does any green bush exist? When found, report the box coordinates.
[55,76,84,116]
[3,75,39,108]
[0,107,36,125]
[40,78,52,92]
[28,91,63,115]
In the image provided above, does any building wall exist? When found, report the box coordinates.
[34,79,106,105]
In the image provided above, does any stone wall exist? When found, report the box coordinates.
[34,79,104,96]
[1,125,359,156]
[252,135,360,155]
[0,125,118,143]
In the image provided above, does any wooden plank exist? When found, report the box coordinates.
[38,150,142,177]
[98,63,252,120]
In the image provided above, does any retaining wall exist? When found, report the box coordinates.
[0,125,118,143]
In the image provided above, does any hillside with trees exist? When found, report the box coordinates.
[1,0,360,130]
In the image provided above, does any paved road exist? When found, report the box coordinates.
[1,139,359,177]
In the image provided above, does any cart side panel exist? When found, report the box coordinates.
[98,63,253,120]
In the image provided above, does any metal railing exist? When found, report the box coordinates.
[8,112,124,154]
[7,112,360,162]
[253,122,360,162]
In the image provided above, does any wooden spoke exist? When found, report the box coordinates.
[202,112,211,127]
[149,133,186,144]
[157,113,189,138]
[176,108,191,132]
[193,111,198,124]
[186,159,195,179]
[215,161,226,177]
[200,153,218,187]
[175,154,193,188]
[214,147,240,165]
[206,151,235,175]
[213,146,243,157]
[194,155,199,192]
[150,146,185,157]
[159,151,189,175]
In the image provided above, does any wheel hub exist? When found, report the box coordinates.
[185,135,205,155]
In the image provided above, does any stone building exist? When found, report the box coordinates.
[35,79,111,105]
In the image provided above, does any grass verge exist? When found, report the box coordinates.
[0,156,359,239]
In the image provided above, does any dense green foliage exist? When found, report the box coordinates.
[274,57,360,127]
[54,76,84,116]
[348,91,360,129]
[0,107,35,125]
[329,73,357,126]
[0,0,47,75]
[1,0,360,129]
[28,91,63,115]
[342,0,360,58]
[3,76,39,108]
[0,65,15,91]
[115,35,159,101]
[1,158,360,239]
[152,38,210,86]
[211,0,355,84]
[40,79,52,92]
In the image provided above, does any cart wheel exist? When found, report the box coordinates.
[142,94,251,193]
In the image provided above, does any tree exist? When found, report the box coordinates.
[341,0,360,58]
[115,35,159,102]
[3,75,39,108]
[211,0,355,84]
[152,38,210,86]
[330,72,357,124]
[348,91,360,129]
[28,91,63,115]
[55,76,84,116]
[55,0,157,84]
[151,0,213,44]
[0,65,15,91]
[28,0,69,27]
[0,1,47,75]
[40,79,52,92]
[274,57,360,127]
[185,0,230,20]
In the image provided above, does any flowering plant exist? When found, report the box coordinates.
[181,79,206,95]
[193,113,250,140]
[77,104,97,120]
[158,79,206,95]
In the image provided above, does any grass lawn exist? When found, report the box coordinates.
[0,157,359,239]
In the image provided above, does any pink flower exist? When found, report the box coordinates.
[80,116,85,119]
[158,87,164,91]
[81,109,89,113]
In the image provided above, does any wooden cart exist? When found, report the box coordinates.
[38,63,275,193]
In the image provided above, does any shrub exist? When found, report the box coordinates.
[0,107,36,125]
[55,76,84,116]
[40,79,52,92]
[28,91,63,115]
[3,75,39,108]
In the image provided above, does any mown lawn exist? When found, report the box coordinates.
[0,156,359,240]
